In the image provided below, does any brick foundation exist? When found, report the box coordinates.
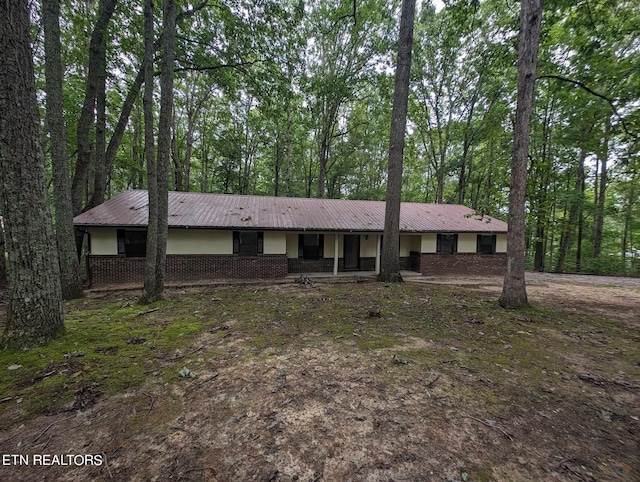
[89,254,288,287]
[87,252,506,286]
[288,257,378,273]
[420,253,507,276]
[288,257,337,273]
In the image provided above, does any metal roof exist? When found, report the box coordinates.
[73,190,508,233]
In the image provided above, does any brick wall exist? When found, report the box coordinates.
[288,257,336,273]
[288,257,378,273]
[89,254,288,287]
[420,253,507,276]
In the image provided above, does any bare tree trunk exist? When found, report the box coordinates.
[155,0,175,296]
[70,0,118,215]
[0,206,6,286]
[42,0,83,299]
[0,0,64,347]
[593,115,610,260]
[286,97,292,196]
[555,129,590,273]
[141,0,158,303]
[89,38,108,208]
[171,109,183,191]
[142,0,175,302]
[379,0,416,281]
[499,0,543,308]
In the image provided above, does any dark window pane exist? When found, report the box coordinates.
[235,231,262,256]
[233,231,240,254]
[125,230,147,257]
[117,229,126,255]
[437,234,457,255]
[477,235,496,254]
[301,233,321,260]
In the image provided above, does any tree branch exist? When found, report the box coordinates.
[537,74,634,138]
[176,0,208,23]
[322,0,357,35]
[173,59,268,74]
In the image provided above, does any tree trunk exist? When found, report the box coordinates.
[141,0,158,303]
[593,115,610,260]
[499,0,543,308]
[0,0,64,347]
[0,211,6,286]
[576,174,586,271]
[42,0,83,299]
[555,141,588,273]
[156,0,175,294]
[89,37,108,208]
[378,0,416,281]
[286,97,292,196]
[142,0,175,302]
[171,110,183,190]
[70,0,118,215]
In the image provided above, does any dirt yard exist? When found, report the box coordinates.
[0,273,638,481]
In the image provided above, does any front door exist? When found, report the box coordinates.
[343,235,360,270]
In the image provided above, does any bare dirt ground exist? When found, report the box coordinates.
[0,274,639,482]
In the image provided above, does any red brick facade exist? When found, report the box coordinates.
[88,254,288,286]
[419,253,507,276]
[86,252,507,286]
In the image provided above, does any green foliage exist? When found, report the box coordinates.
[29,0,640,275]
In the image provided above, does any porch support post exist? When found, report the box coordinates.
[375,234,381,275]
[333,234,339,276]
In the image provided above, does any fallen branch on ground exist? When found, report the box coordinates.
[578,373,640,390]
[31,415,77,446]
[142,391,154,414]
[426,374,441,388]
[464,416,514,441]
[136,307,160,316]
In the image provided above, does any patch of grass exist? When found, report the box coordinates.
[0,298,214,418]
[2,280,637,429]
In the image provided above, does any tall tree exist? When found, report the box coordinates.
[0,0,64,347]
[70,0,118,215]
[141,0,176,302]
[499,0,543,308]
[141,0,158,303]
[42,0,83,299]
[379,0,416,281]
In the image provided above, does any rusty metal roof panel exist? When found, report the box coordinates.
[73,190,507,233]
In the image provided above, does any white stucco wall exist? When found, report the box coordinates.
[400,235,421,256]
[264,231,287,254]
[457,233,477,253]
[324,233,343,258]
[167,229,233,255]
[496,233,507,253]
[421,233,437,253]
[89,228,118,255]
[360,235,378,257]
[286,233,298,258]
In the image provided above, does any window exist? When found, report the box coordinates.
[117,229,147,257]
[477,234,497,254]
[298,234,324,260]
[233,231,264,256]
[437,234,457,255]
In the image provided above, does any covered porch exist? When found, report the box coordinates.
[286,232,422,276]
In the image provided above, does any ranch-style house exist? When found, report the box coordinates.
[72,190,509,286]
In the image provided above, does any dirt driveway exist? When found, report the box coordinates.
[0,274,638,481]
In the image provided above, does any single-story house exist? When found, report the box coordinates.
[73,190,508,286]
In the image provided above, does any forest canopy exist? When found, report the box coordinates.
[26,0,640,276]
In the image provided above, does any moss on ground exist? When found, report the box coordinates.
[1,281,637,427]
